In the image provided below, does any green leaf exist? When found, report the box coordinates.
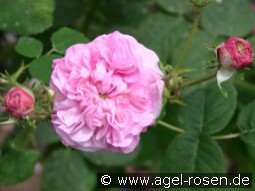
[29,54,61,84]
[15,37,43,58]
[178,81,237,134]
[225,139,255,173]
[35,121,60,148]
[54,0,83,27]
[98,0,149,25]
[237,100,255,146]
[156,0,192,14]
[13,123,36,150]
[0,0,54,35]
[51,27,89,54]
[133,13,190,63]
[0,149,39,185]
[82,146,140,167]
[246,144,255,162]
[201,0,255,36]
[41,149,95,191]
[161,132,226,173]
[134,129,159,167]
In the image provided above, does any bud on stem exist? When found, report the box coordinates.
[5,86,35,117]
[215,37,253,96]
[216,37,253,70]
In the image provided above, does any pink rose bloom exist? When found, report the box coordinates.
[5,86,35,117]
[216,37,253,70]
[50,31,164,153]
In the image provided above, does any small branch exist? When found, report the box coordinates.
[46,48,54,55]
[157,120,185,133]
[11,63,30,81]
[157,117,240,141]
[175,7,202,70]
[157,120,240,141]
[212,133,240,140]
[182,70,217,88]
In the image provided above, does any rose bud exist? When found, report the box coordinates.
[216,37,253,70]
[5,86,35,117]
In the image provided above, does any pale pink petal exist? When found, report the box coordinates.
[50,31,164,153]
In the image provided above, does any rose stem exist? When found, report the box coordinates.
[212,133,240,140]
[46,48,54,55]
[11,63,30,81]
[157,120,185,133]
[182,70,217,88]
[175,6,202,70]
[158,120,240,140]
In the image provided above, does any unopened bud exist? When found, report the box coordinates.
[216,37,253,70]
[46,87,55,98]
[5,86,35,117]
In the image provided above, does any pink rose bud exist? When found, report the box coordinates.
[216,37,253,70]
[50,31,164,153]
[5,86,35,117]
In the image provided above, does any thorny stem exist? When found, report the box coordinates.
[182,70,217,88]
[158,120,240,140]
[175,7,202,70]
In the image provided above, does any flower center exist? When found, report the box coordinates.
[12,93,21,105]
[236,41,248,54]
[99,93,108,99]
